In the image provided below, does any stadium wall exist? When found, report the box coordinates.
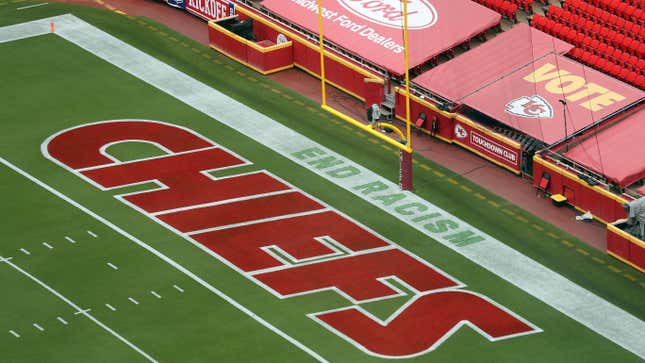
[607,221,645,272]
[207,5,385,102]
[394,89,522,174]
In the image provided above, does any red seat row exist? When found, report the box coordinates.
[550,4,643,41]
[473,0,518,22]
[564,0,643,26]
[538,10,644,58]
[584,0,644,22]
[532,15,644,74]
[568,47,644,89]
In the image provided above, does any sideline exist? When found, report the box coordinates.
[0,15,643,359]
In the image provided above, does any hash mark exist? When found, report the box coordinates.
[105,304,117,311]
[57,316,68,325]
[9,330,20,338]
[107,262,118,270]
[43,242,53,249]
[150,291,162,299]
[173,285,184,293]
[33,323,44,332]
[0,256,13,263]
[74,308,91,315]
[65,236,76,244]
[128,297,139,305]
[87,230,98,238]
[19,248,30,255]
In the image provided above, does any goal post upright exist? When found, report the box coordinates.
[316,0,413,190]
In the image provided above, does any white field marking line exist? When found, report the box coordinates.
[42,242,53,250]
[32,323,44,332]
[173,285,184,293]
[0,256,13,263]
[65,236,76,244]
[87,230,98,238]
[186,208,328,235]
[0,258,158,362]
[17,3,49,11]
[20,248,31,255]
[9,330,20,338]
[150,291,162,299]
[105,304,117,312]
[107,262,119,270]
[0,156,326,362]
[57,316,69,325]
[33,15,645,358]
[128,297,139,305]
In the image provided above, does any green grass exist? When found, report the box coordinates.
[0,2,643,362]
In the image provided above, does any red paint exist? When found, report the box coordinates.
[159,191,323,232]
[256,249,458,301]
[316,291,535,357]
[192,211,389,272]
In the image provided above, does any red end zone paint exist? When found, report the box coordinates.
[44,120,540,358]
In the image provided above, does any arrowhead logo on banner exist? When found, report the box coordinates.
[454,124,468,139]
[505,95,553,119]
[338,0,438,29]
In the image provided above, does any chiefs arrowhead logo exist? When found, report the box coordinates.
[454,124,467,139]
[505,95,553,119]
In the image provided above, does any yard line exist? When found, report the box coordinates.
[9,330,20,338]
[173,285,184,293]
[0,256,156,362]
[0,256,13,263]
[105,304,117,312]
[107,262,118,270]
[150,291,162,299]
[57,316,68,325]
[33,323,44,332]
[74,309,91,315]
[65,236,76,244]
[128,297,139,305]
[17,3,49,11]
[19,248,31,255]
[87,230,98,238]
[42,242,53,250]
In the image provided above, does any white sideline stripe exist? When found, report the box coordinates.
[0,156,327,363]
[1,15,642,359]
[32,323,44,332]
[107,262,119,270]
[20,248,31,255]
[57,316,68,326]
[17,3,49,11]
[128,297,139,305]
[42,242,53,250]
[65,236,76,244]
[0,257,156,362]
[9,330,20,338]
[87,230,98,238]
[150,291,162,299]
[0,17,49,43]
[106,304,117,312]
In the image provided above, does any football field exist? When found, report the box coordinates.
[0,3,643,362]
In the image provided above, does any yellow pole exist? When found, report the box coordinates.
[317,0,327,107]
[403,0,411,150]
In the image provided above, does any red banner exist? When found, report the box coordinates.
[453,120,520,172]
[187,0,234,21]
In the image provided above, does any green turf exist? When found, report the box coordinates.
[0,2,643,362]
